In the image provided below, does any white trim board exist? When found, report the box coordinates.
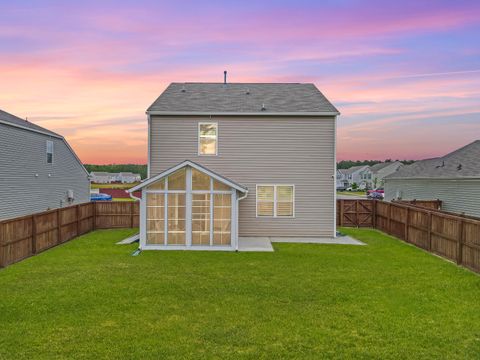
[129,160,247,193]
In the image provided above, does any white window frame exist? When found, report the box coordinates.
[198,122,218,156]
[256,184,295,218]
[143,166,237,250]
[46,140,54,164]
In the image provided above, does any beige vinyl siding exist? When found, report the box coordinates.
[385,178,480,217]
[150,115,335,237]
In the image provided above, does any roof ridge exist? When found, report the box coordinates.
[0,108,62,137]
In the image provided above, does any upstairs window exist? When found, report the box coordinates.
[256,185,294,217]
[198,123,217,155]
[46,140,54,164]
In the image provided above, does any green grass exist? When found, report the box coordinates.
[337,191,366,196]
[91,182,139,189]
[112,198,136,202]
[1,228,479,359]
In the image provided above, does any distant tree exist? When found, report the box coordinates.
[84,164,148,179]
[337,159,416,169]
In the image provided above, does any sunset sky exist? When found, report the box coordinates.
[1,0,479,164]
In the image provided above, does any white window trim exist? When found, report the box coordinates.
[255,184,295,218]
[143,166,237,249]
[198,122,218,156]
[46,140,54,164]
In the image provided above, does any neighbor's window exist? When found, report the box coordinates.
[198,123,217,155]
[46,140,53,164]
[256,185,294,217]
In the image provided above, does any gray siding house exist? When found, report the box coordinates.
[130,82,339,251]
[360,161,403,188]
[385,140,480,217]
[0,109,90,220]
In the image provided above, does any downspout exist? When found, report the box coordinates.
[235,190,248,251]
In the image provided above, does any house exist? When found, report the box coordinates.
[129,81,339,250]
[0,109,90,220]
[90,172,112,184]
[357,161,403,189]
[341,165,370,189]
[90,171,141,184]
[369,161,403,188]
[385,140,480,217]
[336,169,349,190]
[118,172,141,183]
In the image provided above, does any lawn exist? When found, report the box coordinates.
[1,228,479,359]
[337,191,366,197]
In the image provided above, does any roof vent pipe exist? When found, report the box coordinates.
[224,70,227,85]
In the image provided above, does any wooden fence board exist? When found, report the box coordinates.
[337,198,480,273]
[0,201,137,268]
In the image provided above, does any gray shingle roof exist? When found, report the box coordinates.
[0,109,61,137]
[370,162,392,172]
[342,165,368,175]
[147,83,339,114]
[386,140,480,179]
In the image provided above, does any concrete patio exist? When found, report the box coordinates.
[238,235,365,252]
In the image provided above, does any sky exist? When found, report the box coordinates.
[1,0,479,164]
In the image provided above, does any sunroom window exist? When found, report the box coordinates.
[198,123,217,155]
[145,166,233,247]
[256,185,294,217]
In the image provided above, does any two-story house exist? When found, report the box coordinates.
[129,82,339,251]
[342,165,370,189]
[369,161,403,188]
[0,109,90,220]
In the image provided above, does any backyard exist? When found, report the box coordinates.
[0,228,479,359]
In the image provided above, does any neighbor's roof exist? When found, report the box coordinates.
[386,140,480,179]
[147,82,339,115]
[0,109,61,138]
[369,162,400,172]
[342,165,369,175]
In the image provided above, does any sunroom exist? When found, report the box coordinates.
[129,161,248,251]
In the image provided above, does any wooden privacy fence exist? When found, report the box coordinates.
[338,199,480,273]
[0,201,139,268]
[393,199,442,210]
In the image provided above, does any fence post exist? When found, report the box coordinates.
[92,202,97,231]
[31,215,37,254]
[57,209,62,244]
[405,207,409,242]
[130,202,134,228]
[457,217,464,265]
[339,200,344,227]
[387,202,392,234]
[427,212,432,251]
[372,200,377,228]
[355,200,359,228]
[76,205,81,236]
[0,222,4,268]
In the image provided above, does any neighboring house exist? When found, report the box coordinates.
[342,165,370,189]
[0,109,90,220]
[129,82,339,251]
[90,172,141,184]
[336,169,349,190]
[385,140,480,217]
[90,172,112,184]
[369,161,403,188]
[118,172,141,183]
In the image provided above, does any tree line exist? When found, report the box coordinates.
[84,164,148,179]
[337,159,415,169]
